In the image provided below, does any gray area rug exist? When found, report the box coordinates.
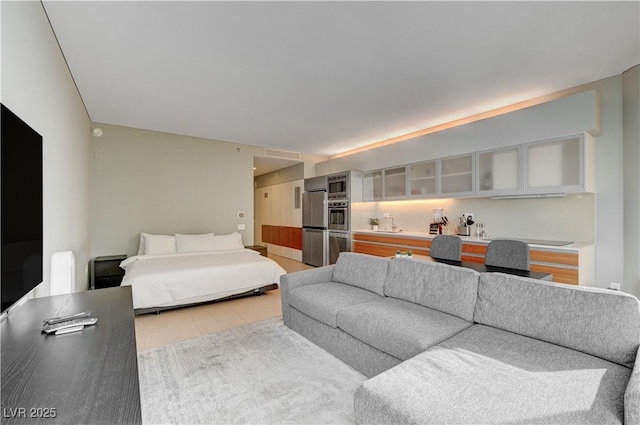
[138,318,367,424]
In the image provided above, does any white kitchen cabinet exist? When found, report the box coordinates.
[409,160,437,198]
[525,133,594,193]
[438,153,475,197]
[384,166,408,199]
[259,187,272,225]
[363,170,383,201]
[270,184,281,225]
[359,132,593,202]
[280,182,292,227]
[476,146,521,195]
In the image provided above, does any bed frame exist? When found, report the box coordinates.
[134,283,278,315]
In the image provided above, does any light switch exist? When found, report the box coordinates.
[237,224,246,230]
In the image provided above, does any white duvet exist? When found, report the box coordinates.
[120,249,286,310]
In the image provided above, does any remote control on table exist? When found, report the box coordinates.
[42,311,92,325]
[42,317,98,334]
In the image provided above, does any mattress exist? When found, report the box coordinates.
[120,249,286,309]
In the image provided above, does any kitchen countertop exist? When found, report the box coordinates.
[352,229,594,251]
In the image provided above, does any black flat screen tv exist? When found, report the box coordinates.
[1,103,43,314]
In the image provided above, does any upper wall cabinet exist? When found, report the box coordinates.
[363,170,383,201]
[409,160,437,198]
[438,153,475,197]
[359,132,594,202]
[476,146,521,196]
[524,133,594,194]
[383,166,408,199]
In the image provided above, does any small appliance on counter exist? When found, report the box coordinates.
[429,209,447,235]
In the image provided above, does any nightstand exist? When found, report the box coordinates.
[90,255,127,289]
[245,245,268,257]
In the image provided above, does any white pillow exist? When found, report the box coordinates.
[136,232,159,255]
[213,233,244,251]
[143,233,176,255]
[175,233,216,253]
[137,233,147,255]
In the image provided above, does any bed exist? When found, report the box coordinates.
[120,232,286,314]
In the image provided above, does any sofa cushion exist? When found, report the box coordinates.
[288,282,383,328]
[337,298,472,361]
[332,253,389,296]
[384,258,479,322]
[355,324,630,425]
[475,273,640,368]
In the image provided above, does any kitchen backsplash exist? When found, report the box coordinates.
[352,193,595,244]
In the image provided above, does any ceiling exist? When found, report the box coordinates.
[43,1,638,172]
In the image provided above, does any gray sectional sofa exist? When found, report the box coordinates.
[280,252,640,425]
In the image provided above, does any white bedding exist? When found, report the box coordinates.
[120,249,286,310]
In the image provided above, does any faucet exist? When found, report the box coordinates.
[385,216,397,232]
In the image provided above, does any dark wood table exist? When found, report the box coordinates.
[1,286,142,424]
[397,255,553,281]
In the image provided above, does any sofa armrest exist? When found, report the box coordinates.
[280,265,335,326]
[626,347,640,425]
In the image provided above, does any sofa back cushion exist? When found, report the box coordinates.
[333,253,389,296]
[475,273,640,368]
[384,258,479,322]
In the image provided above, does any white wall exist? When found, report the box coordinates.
[90,123,264,256]
[352,195,595,245]
[623,65,640,297]
[1,2,91,293]
[318,79,634,294]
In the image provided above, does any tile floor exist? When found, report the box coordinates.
[134,253,313,352]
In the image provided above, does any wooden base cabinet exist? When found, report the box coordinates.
[352,233,430,257]
[352,232,594,286]
[459,241,593,285]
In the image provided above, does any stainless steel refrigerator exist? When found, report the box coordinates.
[302,186,328,267]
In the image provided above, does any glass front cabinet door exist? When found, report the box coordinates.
[438,153,475,197]
[383,166,408,199]
[363,170,383,201]
[525,133,592,193]
[476,146,521,195]
[409,160,437,198]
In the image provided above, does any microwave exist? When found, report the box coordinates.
[327,173,348,199]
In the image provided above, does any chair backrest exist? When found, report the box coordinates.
[429,235,462,261]
[484,239,530,270]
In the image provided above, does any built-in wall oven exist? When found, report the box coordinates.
[328,201,349,231]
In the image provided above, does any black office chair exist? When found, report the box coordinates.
[484,239,530,271]
[429,235,462,261]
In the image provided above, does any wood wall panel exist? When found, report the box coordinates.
[292,228,302,250]
[271,226,281,246]
[280,226,292,249]
[261,225,271,244]
[262,225,302,250]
